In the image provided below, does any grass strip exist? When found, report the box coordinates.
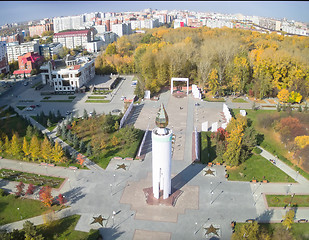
[232,98,248,103]
[85,100,110,103]
[266,194,309,207]
[87,96,106,99]
[16,106,26,110]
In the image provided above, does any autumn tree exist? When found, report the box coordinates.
[294,135,309,149]
[275,117,304,143]
[208,68,219,95]
[23,220,44,240]
[76,153,85,167]
[9,133,21,156]
[15,181,25,197]
[41,137,53,163]
[22,137,31,160]
[39,186,53,207]
[111,135,119,146]
[277,89,289,103]
[231,221,259,240]
[282,209,295,230]
[58,193,66,206]
[223,115,248,166]
[52,141,65,163]
[26,184,35,195]
[4,135,10,154]
[288,91,302,103]
[29,135,40,161]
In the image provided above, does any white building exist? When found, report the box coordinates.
[111,23,132,37]
[53,15,85,33]
[7,40,40,62]
[85,40,103,52]
[129,20,141,30]
[140,19,160,29]
[40,55,95,93]
[95,32,117,46]
[53,30,93,49]
[204,19,233,29]
[0,41,9,74]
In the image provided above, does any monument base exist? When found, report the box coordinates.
[143,187,183,207]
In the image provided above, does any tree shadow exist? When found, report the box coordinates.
[100,226,125,240]
[255,209,274,223]
[171,163,204,191]
[256,133,264,145]
[63,186,86,204]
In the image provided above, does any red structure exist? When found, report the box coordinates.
[13,52,44,77]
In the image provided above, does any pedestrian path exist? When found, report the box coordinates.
[251,146,309,223]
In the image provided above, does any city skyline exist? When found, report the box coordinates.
[1,1,309,26]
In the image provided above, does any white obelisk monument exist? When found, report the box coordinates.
[152,103,173,199]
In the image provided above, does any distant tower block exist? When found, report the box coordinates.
[152,103,173,199]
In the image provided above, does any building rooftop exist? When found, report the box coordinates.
[54,30,90,36]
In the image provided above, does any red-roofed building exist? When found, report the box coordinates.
[53,29,94,49]
[13,52,44,77]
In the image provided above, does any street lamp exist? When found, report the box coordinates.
[113,174,116,185]
[110,184,112,196]
[17,208,22,219]
[210,191,214,204]
[194,222,198,235]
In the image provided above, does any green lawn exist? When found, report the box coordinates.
[92,90,112,95]
[85,99,110,103]
[234,109,309,180]
[226,154,295,182]
[234,222,309,240]
[0,115,29,138]
[200,131,216,164]
[0,169,65,188]
[43,96,51,100]
[266,194,309,207]
[203,96,225,102]
[68,96,76,99]
[91,130,144,169]
[0,194,62,225]
[232,98,248,103]
[87,96,106,99]
[37,215,100,240]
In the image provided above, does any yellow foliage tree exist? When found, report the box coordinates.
[111,135,119,146]
[29,135,40,161]
[22,137,31,160]
[52,141,64,163]
[208,68,219,95]
[277,88,289,103]
[289,91,302,103]
[294,135,309,149]
[282,209,295,230]
[41,137,52,163]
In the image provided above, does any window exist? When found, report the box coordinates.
[76,72,81,77]
[54,81,57,85]
[62,74,69,78]
[55,88,58,90]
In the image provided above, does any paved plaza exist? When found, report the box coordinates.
[0,78,309,239]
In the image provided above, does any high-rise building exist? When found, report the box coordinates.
[29,22,53,37]
[0,41,9,74]
[7,40,40,62]
[53,15,85,33]
[53,29,93,49]
[111,23,132,37]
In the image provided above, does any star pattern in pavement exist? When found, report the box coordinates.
[204,224,220,236]
[203,168,215,176]
[91,215,107,226]
[116,163,127,170]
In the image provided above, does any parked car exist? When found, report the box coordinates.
[25,107,34,111]
[120,96,126,101]
[30,105,36,108]
[23,82,28,86]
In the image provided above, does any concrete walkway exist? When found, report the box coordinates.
[251,147,309,223]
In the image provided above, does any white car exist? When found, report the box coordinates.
[25,107,34,111]
[120,96,126,101]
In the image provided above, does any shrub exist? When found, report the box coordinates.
[252,147,262,154]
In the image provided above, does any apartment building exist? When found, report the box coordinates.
[111,23,132,37]
[53,15,85,33]
[6,40,40,62]
[40,55,95,93]
[39,42,63,59]
[13,52,44,77]
[29,22,53,37]
[0,41,9,74]
[53,29,93,49]
[1,33,24,44]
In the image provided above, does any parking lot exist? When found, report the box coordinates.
[2,74,136,118]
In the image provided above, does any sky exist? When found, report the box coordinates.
[1,1,309,26]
